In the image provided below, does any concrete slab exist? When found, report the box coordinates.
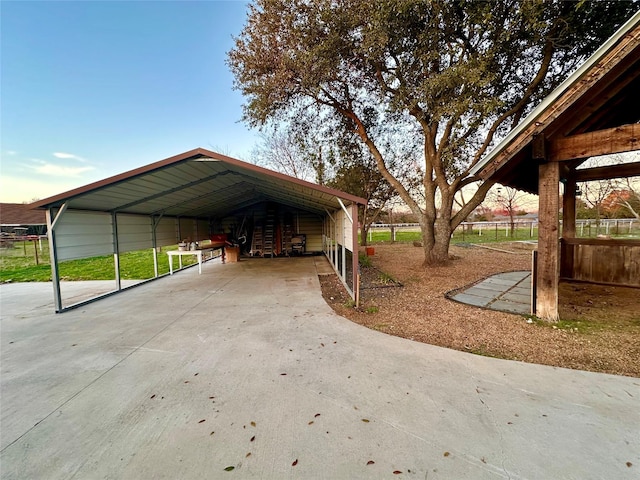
[458,285,501,300]
[449,292,492,307]
[500,292,532,303]
[508,287,531,296]
[479,277,523,288]
[487,299,531,315]
[2,258,639,479]
[452,271,533,317]
[497,271,530,282]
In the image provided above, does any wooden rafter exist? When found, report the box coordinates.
[575,161,640,182]
[549,123,640,161]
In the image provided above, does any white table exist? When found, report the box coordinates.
[167,248,217,275]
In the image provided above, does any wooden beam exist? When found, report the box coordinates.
[549,123,640,161]
[536,162,560,321]
[532,134,546,160]
[575,161,640,182]
[560,175,576,279]
[562,176,577,239]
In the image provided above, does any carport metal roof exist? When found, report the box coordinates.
[31,148,366,216]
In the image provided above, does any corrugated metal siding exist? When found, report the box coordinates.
[117,214,153,253]
[336,208,353,250]
[297,212,323,252]
[156,217,179,247]
[196,219,209,241]
[178,218,191,241]
[55,211,113,261]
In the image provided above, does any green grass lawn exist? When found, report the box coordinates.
[2,224,637,283]
[364,222,639,244]
[0,240,201,283]
[362,226,540,244]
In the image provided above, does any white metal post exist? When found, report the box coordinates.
[46,206,66,313]
[112,212,121,291]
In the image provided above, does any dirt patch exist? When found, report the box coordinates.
[319,242,640,378]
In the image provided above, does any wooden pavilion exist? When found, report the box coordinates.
[471,12,640,320]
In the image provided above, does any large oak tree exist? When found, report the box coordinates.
[228,0,637,265]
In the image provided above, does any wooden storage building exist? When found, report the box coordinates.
[471,12,640,320]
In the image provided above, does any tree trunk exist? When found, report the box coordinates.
[421,217,452,266]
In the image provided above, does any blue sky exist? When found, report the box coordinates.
[1,0,259,203]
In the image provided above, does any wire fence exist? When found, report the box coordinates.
[366,218,639,243]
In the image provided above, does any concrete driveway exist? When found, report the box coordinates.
[1,257,638,479]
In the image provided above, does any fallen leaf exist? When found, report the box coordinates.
[308,421,314,425]
[444,452,450,457]
[198,419,206,423]
[280,373,287,376]
[393,470,402,475]
[367,461,375,465]
[627,462,633,467]
[210,431,215,436]
[315,413,321,417]
[362,418,370,423]
[250,435,255,442]
[250,421,256,427]
[246,452,251,458]
[292,459,298,466]
[194,373,199,376]
[150,394,156,399]
[224,466,235,471]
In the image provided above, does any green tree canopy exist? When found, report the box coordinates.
[228,0,638,265]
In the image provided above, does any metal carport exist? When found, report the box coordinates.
[31,148,366,312]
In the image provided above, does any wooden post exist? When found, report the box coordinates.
[33,239,39,265]
[537,161,560,321]
[560,174,576,278]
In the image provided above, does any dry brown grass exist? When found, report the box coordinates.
[319,242,640,378]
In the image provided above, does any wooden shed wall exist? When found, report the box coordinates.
[561,239,640,287]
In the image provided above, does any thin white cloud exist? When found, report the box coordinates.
[5,150,18,155]
[53,152,87,162]
[34,163,94,177]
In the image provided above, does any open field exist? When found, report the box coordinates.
[364,218,640,244]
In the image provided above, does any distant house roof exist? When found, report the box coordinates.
[0,203,47,226]
[471,11,640,193]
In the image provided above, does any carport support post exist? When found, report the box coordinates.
[537,161,560,321]
[112,213,121,291]
[351,202,360,306]
[152,216,159,278]
[46,204,67,313]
